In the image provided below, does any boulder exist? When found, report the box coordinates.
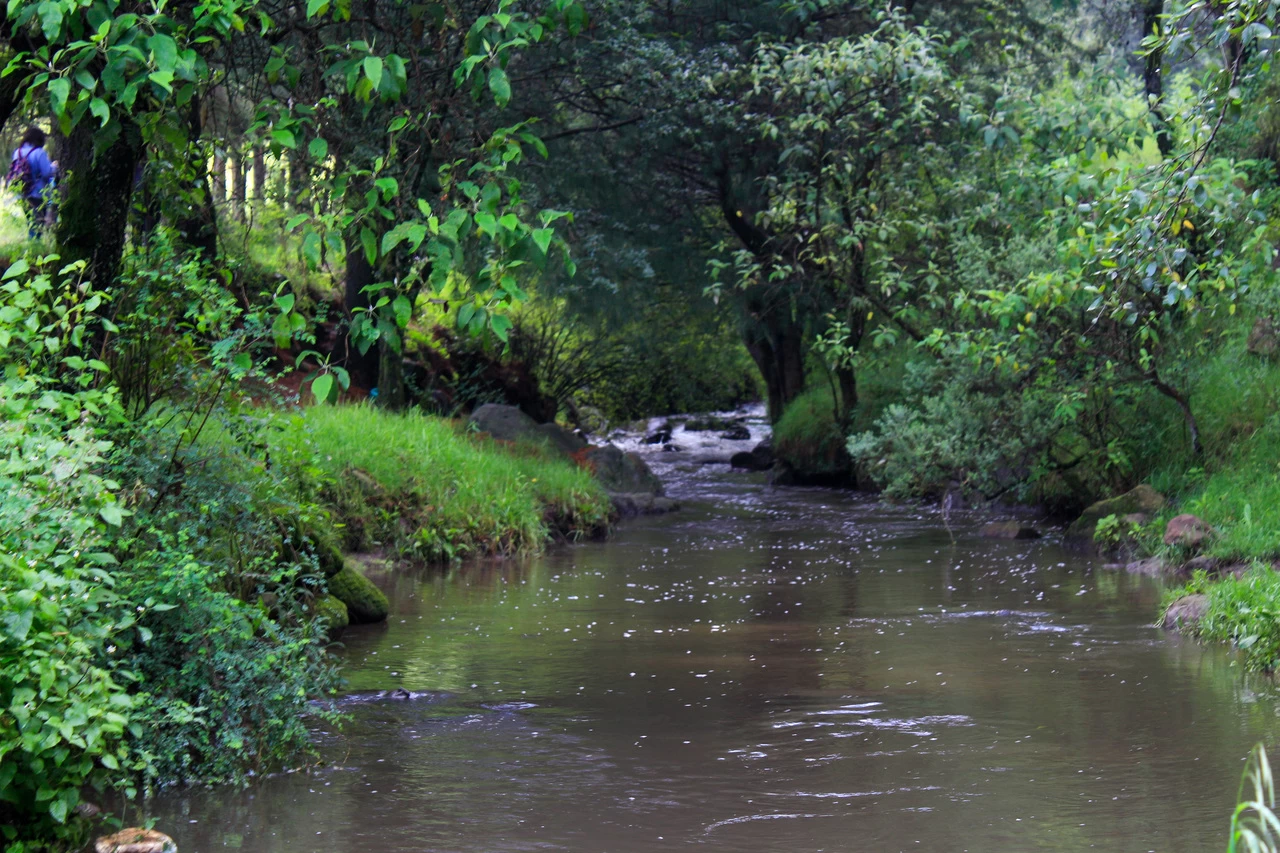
[328,560,389,624]
[1164,513,1216,549]
[1162,594,1209,631]
[95,829,177,853]
[721,426,752,441]
[1185,555,1223,574]
[643,429,673,445]
[468,403,539,443]
[1065,484,1166,551]
[1247,317,1278,357]
[582,444,664,496]
[610,493,681,517]
[979,521,1041,540]
[313,594,349,636]
[534,422,587,456]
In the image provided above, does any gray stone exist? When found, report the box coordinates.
[979,521,1041,540]
[468,403,539,443]
[1065,484,1166,551]
[583,444,664,496]
[610,493,681,517]
[1248,317,1278,357]
[1164,513,1216,549]
[534,422,587,456]
[1162,594,1209,631]
[1123,557,1175,577]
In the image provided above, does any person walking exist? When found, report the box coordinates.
[7,127,57,238]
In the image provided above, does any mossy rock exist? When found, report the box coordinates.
[313,594,349,636]
[328,561,389,624]
[1065,484,1166,551]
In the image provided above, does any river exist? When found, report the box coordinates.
[150,413,1280,852]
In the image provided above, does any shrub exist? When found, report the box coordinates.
[773,386,850,481]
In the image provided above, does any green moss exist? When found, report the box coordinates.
[312,594,349,635]
[773,386,850,479]
[327,561,389,624]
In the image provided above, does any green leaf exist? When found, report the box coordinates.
[99,504,124,527]
[3,259,29,281]
[48,77,71,117]
[275,293,296,314]
[89,97,110,126]
[488,67,511,106]
[302,232,322,268]
[457,302,475,328]
[363,55,383,92]
[271,128,297,149]
[232,353,252,372]
[531,228,554,255]
[392,294,412,327]
[306,0,328,17]
[308,137,328,160]
[311,373,334,404]
[491,313,512,342]
[146,33,178,71]
[360,227,377,265]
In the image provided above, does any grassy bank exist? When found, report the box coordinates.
[272,404,611,562]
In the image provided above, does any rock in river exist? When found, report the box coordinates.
[328,559,389,624]
[1162,594,1208,631]
[979,521,1041,540]
[95,829,177,853]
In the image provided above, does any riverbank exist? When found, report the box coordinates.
[272,404,613,565]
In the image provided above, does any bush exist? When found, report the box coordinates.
[0,258,142,848]
[1164,566,1280,672]
[773,386,851,481]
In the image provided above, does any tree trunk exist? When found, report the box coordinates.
[251,147,266,204]
[343,234,379,389]
[211,153,226,205]
[376,338,406,410]
[1141,0,1173,157]
[743,309,806,423]
[56,121,144,293]
[229,151,245,221]
[835,365,858,429]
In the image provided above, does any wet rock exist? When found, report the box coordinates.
[1064,484,1166,551]
[313,594,349,636]
[610,493,680,517]
[643,429,673,445]
[732,440,776,471]
[1164,513,1216,549]
[95,829,177,853]
[720,425,752,441]
[1162,594,1209,631]
[979,521,1041,540]
[694,455,731,465]
[1248,317,1278,357]
[583,444,664,496]
[662,443,682,452]
[328,560,389,624]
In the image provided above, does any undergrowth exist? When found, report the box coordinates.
[271,405,611,561]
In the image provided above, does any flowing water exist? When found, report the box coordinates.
[152,410,1280,852]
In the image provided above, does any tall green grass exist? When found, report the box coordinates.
[271,405,610,561]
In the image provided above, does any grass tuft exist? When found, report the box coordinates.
[271,404,611,561]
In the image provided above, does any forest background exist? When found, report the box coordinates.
[4,0,1280,849]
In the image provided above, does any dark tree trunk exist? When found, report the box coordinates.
[343,234,379,389]
[376,338,407,410]
[743,309,806,423]
[1141,0,1173,157]
[56,121,144,293]
[835,365,857,429]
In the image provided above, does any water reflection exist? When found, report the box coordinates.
[149,448,1280,853]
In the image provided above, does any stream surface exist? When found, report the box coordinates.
[153,410,1280,852]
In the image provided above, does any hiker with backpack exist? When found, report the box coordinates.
[7,127,57,238]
